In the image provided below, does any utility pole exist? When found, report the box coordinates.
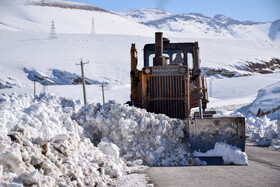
[99,82,108,105]
[76,59,89,105]
[209,77,213,97]
[34,81,36,95]
[91,17,95,34]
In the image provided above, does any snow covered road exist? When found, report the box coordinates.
[147,145,280,187]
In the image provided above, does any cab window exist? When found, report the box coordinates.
[187,53,193,69]
[171,52,184,65]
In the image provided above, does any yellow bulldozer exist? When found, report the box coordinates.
[129,32,245,153]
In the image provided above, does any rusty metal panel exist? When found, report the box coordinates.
[142,73,148,109]
[141,66,189,119]
[186,117,246,152]
[144,74,187,119]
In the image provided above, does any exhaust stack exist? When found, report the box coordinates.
[153,32,166,66]
[130,43,138,106]
[193,42,203,119]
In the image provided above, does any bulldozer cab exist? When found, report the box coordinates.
[143,40,194,68]
[131,33,208,119]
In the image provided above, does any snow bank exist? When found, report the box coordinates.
[1,92,250,185]
[245,81,280,120]
[245,116,280,149]
[74,101,192,166]
[194,142,248,165]
[237,81,280,149]
[0,93,127,186]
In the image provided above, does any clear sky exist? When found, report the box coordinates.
[65,0,280,22]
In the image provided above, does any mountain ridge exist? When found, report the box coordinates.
[26,0,109,13]
[116,8,280,41]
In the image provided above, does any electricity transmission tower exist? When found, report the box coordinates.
[91,17,95,34]
[49,20,57,40]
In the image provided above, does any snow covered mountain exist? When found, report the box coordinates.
[117,9,280,41]
[116,8,172,23]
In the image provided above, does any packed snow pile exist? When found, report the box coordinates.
[74,101,195,166]
[245,116,280,149]
[0,93,127,186]
[236,81,280,149]
[1,92,248,186]
[0,91,255,185]
[194,142,248,165]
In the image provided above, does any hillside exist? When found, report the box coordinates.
[0,1,155,35]
[0,2,280,90]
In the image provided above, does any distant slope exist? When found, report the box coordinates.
[116,8,172,23]
[0,1,155,35]
[269,20,280,40]
[117,9,280,41]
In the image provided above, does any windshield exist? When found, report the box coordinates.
[145,50,193,69]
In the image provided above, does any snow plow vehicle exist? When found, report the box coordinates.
[129,32,245,154]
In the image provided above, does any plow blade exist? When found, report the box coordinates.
[186,117,246,153]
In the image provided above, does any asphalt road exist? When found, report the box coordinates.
[147,145,280,187]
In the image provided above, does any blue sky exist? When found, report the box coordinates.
[65,0,280,22]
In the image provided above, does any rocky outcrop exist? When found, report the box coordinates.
[256,105,280,117]
[247,58,280,74]
[204,58,280,78]
[23,68,104,86]
[205,69,235,77]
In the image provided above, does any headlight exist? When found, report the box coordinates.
[179,67,187,73]
[144,68,151,74]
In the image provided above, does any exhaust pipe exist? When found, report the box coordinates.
[130,43,138,106]
[153,32,166,66]
[193,42,203,119]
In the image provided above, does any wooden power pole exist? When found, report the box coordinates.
[34,81,36,95]
[91,17,95,34]
[76,59,89,105]
[99,82,108,105]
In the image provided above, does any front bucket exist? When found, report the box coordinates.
[197,156,224,165]
[185,117,246,152]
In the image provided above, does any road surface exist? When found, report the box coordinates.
[147,145,280,187]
